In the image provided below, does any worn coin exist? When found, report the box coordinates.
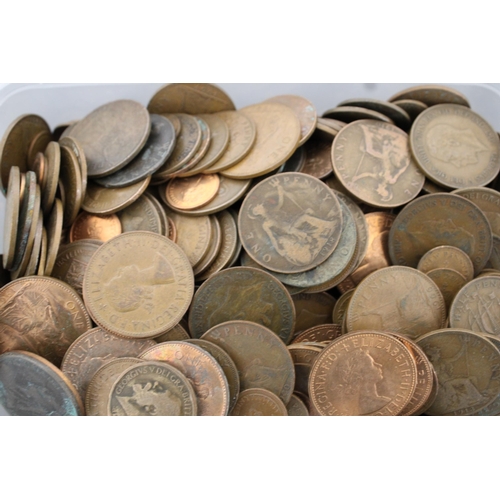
[24,215,44,277]
[300,136,333,179]
[286,393,309,416]
[487,235,500,270]
[37,227,47,276]
[166,174,220,210]
[118,194,162,234]
[230,388,288,416]
[192,215,221,276]
[154,323,190,342]
[293,292,336,334]
[3,166,20,270]
[70,211,122,243]
[417,245,474,282]
[143,191,169,237]
[332,289,354,325]
[27,130,52,170]
[59,136,88,202]
[388,84,470,107]
[59,144,83,227]
[323,106,393,124]
[426,268,468,310]
[475,333,500,415]
[287,343,322,400]
[392,99,428,121]
[292,324,342,344]
[44,198,64,276]
[41,141,60,215]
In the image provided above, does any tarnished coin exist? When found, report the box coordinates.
[70,211,122,242]
[417,328,500,415]
[332,289,354,325]
[222,103,301,179]
[287,393,310,416]
[0,276,92,366]
[239,173,343,274]
[140,342,229,416]
[51,239,102,296]
[323,106,393,124]
[0,114,51,191]
[118,194,162,234]
[94,114,176,188]
[201,320,295,404]
[189,266,296,345]
[388,84,470,107]
[293,292,337,334]
[27,130,52,169]
[0,351,84,416]
[475,333,500,415]
[68,100,151,178]
[82,176,150,215]
[41,141,61,214]
[426,268,467,310]
[392,99,428,121]
[148,83,235,115]
[154,322,190,343]
[85,358,142,416]
[44,198,63,276]
[166,174,220,210]
[417,245,474,282]
[332,120,425,208]
[167,216,177,242]
[59,136,88,202]
[143,191,169,237]
[287,344,322,400]
[388,193,493,275]
[161,114,181,136]
[61,327,156,401]
[83,232,194,339]
[230,388,288,416]
[32,152,46,187]
[292,324,342,344]
[309,331,417,416]
[37,227,47,276]
[282,145,307,173]
[265,94,317,146]
[24,215,44,277]
[300,137,333,179]
[411,104,500,189]
[449,275,500,336]
[487,235,500,270]
[192,215,221,277]
[3,166,20,270]
[108,360,198,416]
[59,144,83,227]
[205,111,257,173]
[346,266,446,340]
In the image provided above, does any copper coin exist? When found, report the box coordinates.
[69,100,151,178]
[154,322,190,343]
[192,215,222,277]
[0,351,84,416]
[59,144,83,227]
[166,174,221,210]
[201,320,295,404]
[323,106,393,124]
[346,266,446,340]
[309,331,417,416]
[118,194,162,234]
[41,141,60,215]
[388,84,470,107]
[143,191,169,237]
[287,343,322,400]
[3,166,20,270]
[239,173,343,274]
[27,130,52,169]
[140,342,229,416]
[392,99,428,121]
[32,151,46,187]
[161,114,181,137]
[281,145,307,173]
[388,193,493,276]
[148,83,235,115]
[44,198,64,276]
[61,327,156,401]
[417,245,474,282]
[332,120,425,208]
[230,388,288,416]
[59,136,88,202]
[70,211,122,243]
[83,232,194,339]
[24,214,44,277]
[292,324,342,344]
[487,235,500,270]
[416,328,500,416]
[108,360,198,416]
[286,393,310,416]
[189,266,296,345]
[332,289,354,325]
[293,292,336,334]
[37,226,47,276]
[475,333,500,416]
[300,137,333,179]
[0,276,92,366]
[411,104,500,189]
[425,268,468,310]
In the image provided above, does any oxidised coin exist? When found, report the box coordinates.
[388,84,470,107]
[417,245,474,282]
[118,194,162,234]
[230,388,288,416]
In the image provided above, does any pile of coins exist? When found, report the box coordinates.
[1,83,500,416]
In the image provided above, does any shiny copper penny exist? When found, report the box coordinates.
[416,328,500,416]
[118,194,162,234]
[140,342,229,416]
[0,351,84,416]
[108,360,198,416]
[346,266,446,340]
[417,245,474,282]
[0,276,92,366]
[189,266,296,345]
[3,166,20,270]
[309,331,417,416]
[239,173,343,274]
[68,100,151,178]
[70,211,122,243]
[201,320,295,404]
[166,174,220,210]
[61,327,156,401]
[230,388,288,416]
[388,84,470,107]
[83,232,194,339]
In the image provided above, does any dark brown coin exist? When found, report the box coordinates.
[281,145,307,173]
[201,320,295,404]
[417,245,474,282]
[108,360,198,416]
[388,85,470,107]
[0,351,84,416]
[293,292,336,334]
[239,173,343,274]
[94,114,176,188]
[300,136,333,179]
[60,327,156,402]
[309,331,417,416]
[189,266,296,345]
[286,393,310,416]
[292,324,342,344]
[288,343,322,400]
[70,211,122,242]
[68,100,151,178]
[230,388,288,416]
[0,276,92,366]
[323,106,393,124]
[388,193,493,276]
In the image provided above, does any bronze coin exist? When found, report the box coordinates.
[37,226,47,276]
[59,144,83,227]
[281,145,307,173]
[44,198,64,276]
[189,266,296,345]
[425,268,468,310]
[3,166,20,270]
[69,100,151,178]
[475,333,500,416]
[154,322,190,343]
[61,327,156,402]
[59,136,88,202]
[192,215,222,277]
[143,191,170,237]
[332,289,354,325]
[108,360,198,416]
[166,174,221,210]
[0,276,92,366]
[292,324,342,344]
[27,130,52,170]
[24,214,44,277]
[487,235,500,270]
[410,104,500,189]
[388,193,493,276]
[201,320,295,404]
[70,211,122,243]
[0,351,84,416]
[416,328,500,416]
[230,388,288,416]
[118,194,162,235]
[293,292,336,334]
[323,106,394,124]
[287,343,322,400]
[332,120,425,208]
[239,173,343,274]
[41,141,60,215]
[388,84,470,107]
[161,114,182,136]
[286,393,310,416]
[83,232,194,339]
[417,245,474,282]
[148,83,235,115]
[140,342,229,416]
[346,266,447,340]
[300,136,333,180]
[32,151,46,187]
[309,331,417,416]
[391,99,428,121]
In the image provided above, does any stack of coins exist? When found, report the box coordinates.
[1,83,500,416]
